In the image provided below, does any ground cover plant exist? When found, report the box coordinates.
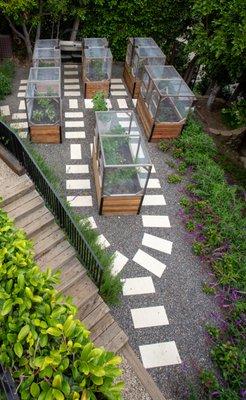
[159,118,246,399]
[0,60,15,100]
[0,206,123,400]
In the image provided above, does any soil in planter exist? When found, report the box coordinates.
[102,139,142,194]
[157,97,182,122]
[30,98,60,124]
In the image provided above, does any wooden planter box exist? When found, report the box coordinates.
[136,93,184,142]
[30,125,61,144]
[123,63,141,98]
[92,145,142,215]
[84,80,110,98]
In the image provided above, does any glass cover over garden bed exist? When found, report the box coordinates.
[95,111,152,196]
[83,47,112,81]
[131,46,166,79]
[32,47,61,67]
[125,37,158,66]
[34,39,59,49]
[84,38,108,48]
[141,65,195,122]
[25,67,61,126]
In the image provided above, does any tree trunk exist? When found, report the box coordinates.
[183,55,199,86]
[70,17,80,41]
[22,23,33,62]
[35,0,43,42]
[206,82,221,109]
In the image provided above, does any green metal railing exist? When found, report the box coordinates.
[0,121,104,287]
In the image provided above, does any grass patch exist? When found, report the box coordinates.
[22,143,122,305]
[0,59,15,101]
[167,173,182,183]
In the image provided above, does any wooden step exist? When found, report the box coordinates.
[94,321,128,353]
[34,227,65,259]
[37,240,75,270]
[0,176,34,206]
[16,207,54,237]
[63,275,98,315]
[81,296,110,330]
[56,260,87,292]
[6,195,44,222]
[32,222,61,245]
[4,189,40,213]
[90,313,114,342]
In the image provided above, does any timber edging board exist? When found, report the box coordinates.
[0,144,25,176]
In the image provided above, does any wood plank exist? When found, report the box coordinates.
[34,229,65,258]
[0,144,25,176]
[0,176,34,206]
[82,298,110,330]
[57,260,87,292]
[7,196,44,222]
[32,223,60,243]
[152,121,184,140]
[106,330,128,353]
[64,275,98,311]
[37,240,74,269]
[121,343,167,400]
[16,206,50,229]
[4,189,40,213]
[136,93,154,140]
[90,313,114,341]
[93,321,122,349]
[24,211,54,238]
[30,125,61,144]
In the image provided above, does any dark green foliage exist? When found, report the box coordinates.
[221,99,246,129]
[0,60,15,101]
[167,173,182,183]
[0,207,123,400]
[92,92,108,111]
[161,118,246,398]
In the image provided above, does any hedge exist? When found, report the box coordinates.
[0,206,123,400]
[0,60,14,101]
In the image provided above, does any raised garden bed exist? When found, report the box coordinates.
[93,111,152,215]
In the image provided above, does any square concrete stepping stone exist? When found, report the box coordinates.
[64,84,80,90]
[10,122,28,129]
[66,179,91,189]
[18,100,26,110]
[17,92,25,98]
[12,113,27,120]
[67,195,92,207]
[142,215,170,228]
[65,120,84,128]
[111,91,127,96]
[123,277,155,296]
[70,144,82,159]
[64,70,79,75]
[117,99,128,109]
[0,105,10,116]
[65,131,85,139]
[131,306,169,328]
[142,195,166,206]
[87,216,97,229]
[133,249,166,278]
[64,64,78,69]
[97,234,110,248]
[20,79,27,84]
[111,251,128,276]
[139,341,181,369]
[19,85,27,91]
[111,84,125,89]
[142,233,173,254]
[64,91,81,97]
[66,164,89,174]
[146,179,161,189]
[111,78,123,83]
[65,111,83,118]
[65,78,79,83]
[69,99,78,108]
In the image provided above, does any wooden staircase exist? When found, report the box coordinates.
[0,174,128,353]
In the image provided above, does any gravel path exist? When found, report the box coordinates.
[1,61,221,400]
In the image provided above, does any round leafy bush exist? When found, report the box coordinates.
[0,208,123,400]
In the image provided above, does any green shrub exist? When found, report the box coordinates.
[167,173,182,183]
[0,72,11,100]
[92,92,108,111]
[0,59,15,80]
[221,99,246,129]
[0,207,123,400]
